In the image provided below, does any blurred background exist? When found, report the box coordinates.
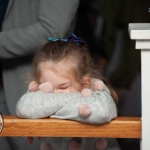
[74,0,150,149]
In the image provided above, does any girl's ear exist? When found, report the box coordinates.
[82,77,91,89]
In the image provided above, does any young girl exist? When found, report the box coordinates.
[16,34,120,150]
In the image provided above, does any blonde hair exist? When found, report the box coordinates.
[28,41,118,104]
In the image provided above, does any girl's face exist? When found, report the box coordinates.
[39,62,82,93]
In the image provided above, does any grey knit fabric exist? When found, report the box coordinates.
[15,85,120,150]
[16,85,117,124]
[42,138,120,150]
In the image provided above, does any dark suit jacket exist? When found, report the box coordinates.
[0,0,79,114]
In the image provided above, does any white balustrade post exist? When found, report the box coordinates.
[129,23,150,150]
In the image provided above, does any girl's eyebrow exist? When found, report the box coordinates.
[58,82,71,86]
[38,81,71,86]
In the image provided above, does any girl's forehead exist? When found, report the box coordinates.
[39,59,80,82]
[39,61,73,79]
[40,61,68,71]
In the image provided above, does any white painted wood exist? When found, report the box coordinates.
[129,23,150,39]
[129,23,150,150]
[136,40,150,49]
[141,50,150,150]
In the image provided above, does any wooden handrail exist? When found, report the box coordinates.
[0,116,141,138]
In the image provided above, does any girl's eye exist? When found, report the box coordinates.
[60,87,69,90]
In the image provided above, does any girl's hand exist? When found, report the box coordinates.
[27,137,42,144]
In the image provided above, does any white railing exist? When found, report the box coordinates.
[129,23,150,150]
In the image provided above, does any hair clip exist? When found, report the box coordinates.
[48,33,86,45]
[48,38,68,42]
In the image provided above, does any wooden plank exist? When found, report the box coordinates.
[0,116,141,138]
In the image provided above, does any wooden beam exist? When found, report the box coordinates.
[0,116,141,138]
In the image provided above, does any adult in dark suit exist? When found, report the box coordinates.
[0,0,79,150]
